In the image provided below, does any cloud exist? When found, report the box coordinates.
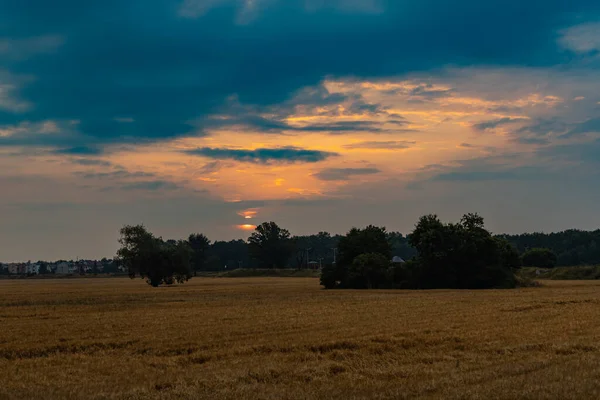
[559,22,600,54]
[121,180,180,191]
[432,170,521,181]
[203,114,406,134]
[408,84,455,98]
[199,161,222,174]
[0,0,597,152]
[538,138,600,164]
[515,118,569,136]
[562,117,600,137]
[185,146,338,164]
[0,71,32,113]
[0,35,64,60]
[71,158,112,167]
[343,140,416,150]
[473,117,527,131]
[179,0,383,22]
[54,146,103,155]
[78,170,156,180]
[312,167,381,181]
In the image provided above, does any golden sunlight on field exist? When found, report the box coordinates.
[1,278,600,399]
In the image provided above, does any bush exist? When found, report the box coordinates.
[521,248,557,268]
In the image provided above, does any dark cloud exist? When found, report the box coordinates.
[203,113,408,134]
[343,140,416,149]
[473,117,528,131]
[562,117,600,137]
[185,146,338,164]
[515,118,569,136]
[513,137,550,145]
[433,170,520,181]
[312,167,381,181]
[71,158,112,167]
[538,138,600,163]
[1,0,599,150]
[121,180,180,191]
[408,84,455,98]
[78,170,155,180]
[54,146,103,155]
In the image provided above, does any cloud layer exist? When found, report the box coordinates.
[2,1,600,260]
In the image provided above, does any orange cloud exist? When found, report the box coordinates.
[236,224,256,231]
[237,208,259,219]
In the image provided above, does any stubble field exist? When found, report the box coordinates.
[1,277,600,399]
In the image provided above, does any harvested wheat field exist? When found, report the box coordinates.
[1,278,600,399]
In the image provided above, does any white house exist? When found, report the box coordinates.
[26,264,40,274]
[392,256,406,264]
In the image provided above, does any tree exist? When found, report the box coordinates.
[92,261,99,275]
[496,239,521,270]
[321,225,391,289]
[408,213,516,289]
[38,262,49,275]
[210,239,250,270]
[188,233,211,275]
[521,248,558,268]
[116,225,193,287]
[248,222,293,268]
[348,253,390,289]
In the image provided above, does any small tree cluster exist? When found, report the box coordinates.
[321,213,520,290]
[320,225,391,289]
[116,225,193,287]
[521,248,557,268]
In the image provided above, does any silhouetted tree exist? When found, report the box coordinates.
[248,222,293,268]
[409,213,516,289]
[116,225,193,287]
[347,253,390,289]
[188,233,211,275]
[321,225,391,289]
[38,262,49,275]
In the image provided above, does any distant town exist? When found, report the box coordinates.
[0,259,124,276]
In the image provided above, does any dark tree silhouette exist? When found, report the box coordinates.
[116,225,192,287]
[188,233,211,275]
[248,222,293,268]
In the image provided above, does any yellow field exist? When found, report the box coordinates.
[1,278,600,399]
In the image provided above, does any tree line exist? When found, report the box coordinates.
[120,213,582,289]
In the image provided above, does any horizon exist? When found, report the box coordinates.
[1,218,598,263]
[2,1,600,261]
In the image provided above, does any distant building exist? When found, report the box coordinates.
[391,256,406,264]
[8,264,20,274]
[26,264,40,275]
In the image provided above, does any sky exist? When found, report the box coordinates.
[2,0,600,261]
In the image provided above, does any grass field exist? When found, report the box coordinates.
[2,278,600,399]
